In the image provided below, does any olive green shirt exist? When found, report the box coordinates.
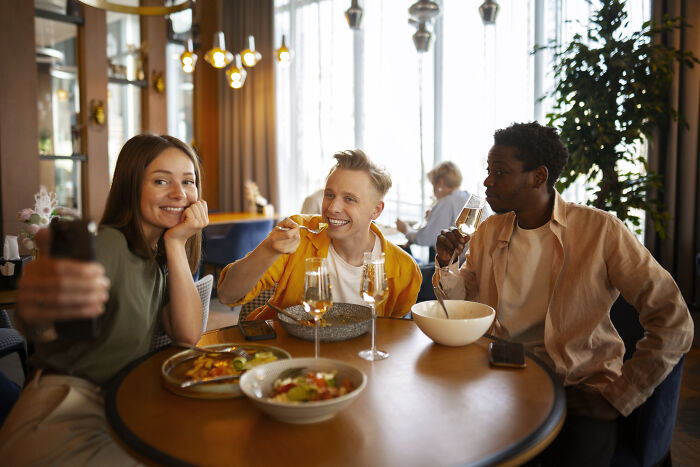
[31,226,167,386]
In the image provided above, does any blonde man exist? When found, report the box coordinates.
[218,149,422,320]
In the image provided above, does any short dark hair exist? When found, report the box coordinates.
[100,134,203,273]
[493,122,569,190]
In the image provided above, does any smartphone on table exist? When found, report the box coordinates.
[50,218,100,340]
[489,340,526,369]
[239,319,276,341]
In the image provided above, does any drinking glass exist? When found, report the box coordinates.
[358,252,390,361]
[441,194,486,280]
[302,257,333,359]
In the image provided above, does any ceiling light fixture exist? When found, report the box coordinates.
[225,54,247,89]
[345,0,363,30]
[241,35,262,68]
[180,38,197,73]
[408,0,441,53]
[74,0,191,16]
[204,31,233,69]
[275,34,293,66]
[479,0,500,25]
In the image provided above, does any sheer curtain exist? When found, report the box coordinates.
[274,0,650,222]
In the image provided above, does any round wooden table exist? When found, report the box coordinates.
[105,318,565,466]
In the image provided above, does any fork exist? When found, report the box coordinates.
[277,223,328,234]
[176,342,252,360]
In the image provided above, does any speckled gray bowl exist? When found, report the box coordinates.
[278,303,372,342]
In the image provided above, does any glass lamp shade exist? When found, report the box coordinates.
[412,22,432,53]
[204,31,233,69]
[241,35,262,67]
[226,54,247,89]
[180,39,197,73]
[345,0,363,29]
[479,0,499,25]
[275,34,293,65]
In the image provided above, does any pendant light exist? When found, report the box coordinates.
[204,32,233,69]
[275,34,293,66]
[241,35,262,68]
[479,0,500,25]
[345,0,363,30]
[180,38,197,73]
[226,54,247,89]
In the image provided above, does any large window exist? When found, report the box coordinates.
[275,0,650,223]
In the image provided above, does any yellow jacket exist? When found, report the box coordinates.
[220,215,422,320]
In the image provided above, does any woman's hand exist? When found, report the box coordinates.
[396,218,408,234]
[265,218,301,255]
[435,227,469,268]
[164,200,209,244]
[17,229,110,328]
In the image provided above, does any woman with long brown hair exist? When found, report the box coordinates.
[0,134,208,464]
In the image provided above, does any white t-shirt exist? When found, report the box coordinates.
[498,222,555,351]
[325,234,382,306]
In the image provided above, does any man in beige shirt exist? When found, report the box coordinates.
[436,122,693,466]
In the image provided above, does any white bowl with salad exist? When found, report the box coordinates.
[239,357,367,424]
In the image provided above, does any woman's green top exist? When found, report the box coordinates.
[31,226,167,386]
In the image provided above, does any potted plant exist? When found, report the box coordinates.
[541,0,698,236]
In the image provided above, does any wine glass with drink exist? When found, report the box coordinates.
[358,251,390,361]
[440,193,486,280]
[303,257,333,359]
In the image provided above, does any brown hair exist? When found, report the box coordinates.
[100,134,203,273]
[427,161,462,189]
[328,149,392,197]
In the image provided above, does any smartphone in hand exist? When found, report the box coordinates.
[50,218,100,340]
[489,341,526,369]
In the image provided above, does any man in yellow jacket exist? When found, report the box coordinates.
[217,149,421,320]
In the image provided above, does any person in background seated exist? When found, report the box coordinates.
[301,188,325,214]
[396,161,469,257]
[435,122,693,466]
[0,134,209,465]
[218,149,421,320]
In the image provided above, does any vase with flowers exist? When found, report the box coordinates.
[17,187,65,258]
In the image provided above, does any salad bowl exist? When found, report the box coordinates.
[239,357,367,424]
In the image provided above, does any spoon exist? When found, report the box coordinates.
[433,286,450,319]
[175,342,251,360]
[277,223,328,234]
[265,301,310,325]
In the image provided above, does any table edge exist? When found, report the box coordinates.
[105,329,566,467]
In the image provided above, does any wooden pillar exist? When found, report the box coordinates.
[78,4,110,222]
[141,0,167,134]
[194,0,221,210]
[0,1,40,239]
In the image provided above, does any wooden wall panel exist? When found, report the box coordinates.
[141,0,167,134]
[78,4,110,222]
[194,0,221,210]
[0,1,40,240]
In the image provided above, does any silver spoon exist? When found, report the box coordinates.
[180,374,241,388]
[175,342,251,360]
[433,286,450,319]
[277,223,328,234]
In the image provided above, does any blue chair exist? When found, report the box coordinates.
[609,296,685,467]
[416,263,436,303]
[0,309,26,427]
[202,219,274,274]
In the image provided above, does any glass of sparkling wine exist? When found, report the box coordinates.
[443,194,485,277]
[358,252,390,361]
[303,257,333,359]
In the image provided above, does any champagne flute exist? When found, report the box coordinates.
[358,252,390,361]
[441,194,485,280]
[302,257,333,359]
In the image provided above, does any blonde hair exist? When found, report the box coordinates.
[427,161,462,189]
[328,149,392,197]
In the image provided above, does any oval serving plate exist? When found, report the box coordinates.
[161,343,291,399]
[278,303,372,342]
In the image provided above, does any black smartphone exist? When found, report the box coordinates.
[50,218,100,341]
[239,319,276,341]
[489,341,526,369]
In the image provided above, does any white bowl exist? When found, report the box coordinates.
[239,357,367,424]
[411,300,495,346]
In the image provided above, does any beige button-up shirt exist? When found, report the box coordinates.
[437,191,693,416]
